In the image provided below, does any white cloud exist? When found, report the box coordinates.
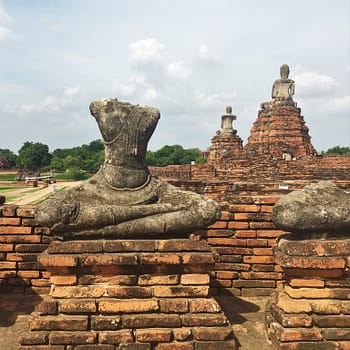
[0,7,12,23]
[63,86,81,97]
[167,60,191,80]
[143,87,158,100]
[0,25,14,41]
[325,95,350,113]
[195,92,238,109]
[198,44,223,66]
[294,71,337,97]
[129,38,165,66]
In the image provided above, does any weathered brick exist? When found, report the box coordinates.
[156,343,193,350]
[243,255,274,264]
[159,299,189,313]
[91,315,121,330]
[322,328,350,340]
[0,261,16,269]
[189,299,221,313]
[181,274,210,285]
[79,274,137,285]
[269,303,312,328]
[30,316,88,331]
[232,280,275,288]
[207,238,247,246]
[106,286,152,298]
[157,239,210,252]
[59,299,96,313]
[153,286,209,297]
[16,207,36,217]
[181,314,227,326]
[135,328,172,342]
[49,331,96,344]
[140,254,180,265]
[271,322,322,341]
[173,328,192,341]
[227,222,249,229]
[35,299,58,315]
[242,288,275,296]
[192,326,232,341]
[247,239,268,247]
[0,235,41,243]
[99,329,134,343]
[99,299,159,313]
[51,285,105,298]
[194,340,236,350]
[75,346,115,350]
[122,314,181,328]
[38,255,77,267]
[182,253,214,265]
[276,292,312,313]
[289,278,325,288]
[285,285,350,299]
[220,255,242,263]
[0,243,14,251]
[235,230,257,238]
[314,315,350,327]
[81,254,138,266]
[138,274,179,285]
[104,240,155,252]
[20,332,48,345]
[48,241,103,253]
[15,244,48,253]
[229,204,260,213]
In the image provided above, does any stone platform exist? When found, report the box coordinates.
[19,237,236,349]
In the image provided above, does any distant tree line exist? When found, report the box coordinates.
[0,141,208,173]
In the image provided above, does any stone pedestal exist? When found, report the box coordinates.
[266,234,350,350]
[20,237,235,350]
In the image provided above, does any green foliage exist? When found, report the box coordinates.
[0,149,17,168]
[16,142,51,171]
[146,145,205,166]
[321,146,350,157]
[49,140,105,173]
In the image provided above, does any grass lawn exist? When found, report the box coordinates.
[0,185,40,203]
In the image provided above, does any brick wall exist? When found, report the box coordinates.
[0,193,286,297]
[0,205,52,294]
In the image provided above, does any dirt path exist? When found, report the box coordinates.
[7,181,81,205]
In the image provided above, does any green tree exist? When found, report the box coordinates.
[146,145,204,166]
[0,149,17,168]
[321,146,350,156]
[17,142,51,171]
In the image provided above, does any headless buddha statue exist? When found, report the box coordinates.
[35,98,221,238]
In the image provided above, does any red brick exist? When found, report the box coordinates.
[47,241,103,253]
[249,222,275,229]
[182,253,214,265]
[157,239,210,252]
[289,278,325,288]
[216,271,239,279]
[257,230,285,238]
[0,217,20,225]
[0,243,13,251]
[1,206,17,216]
[227,222,249,229]
[50,275,77,285]
[253,248,273,255]
[20,332,48,345]
[247,239,268,247]
[229,204,260,212]
[15,244,48,253]
[0,235,41,243]
[235,230,257,238]
[243,255,274,264]
[207,238,247,246]
[219,211,233,220]
[91,316,121,330]
[104,239,155,252]
[0,261,16,269]
[18,271,40,278]
[0,226,32,234]
[207,221,228,229]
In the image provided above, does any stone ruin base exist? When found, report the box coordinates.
[19,236,236,350]
[266,234,350,350]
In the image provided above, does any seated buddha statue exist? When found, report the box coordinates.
[35,98,220,239]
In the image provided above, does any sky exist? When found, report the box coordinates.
[0,0,349,154]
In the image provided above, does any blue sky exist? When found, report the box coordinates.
[0,0,349,153]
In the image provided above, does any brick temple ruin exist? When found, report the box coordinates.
[0,65,349,349]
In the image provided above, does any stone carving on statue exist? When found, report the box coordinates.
[272,181,350,235]
[271,64,296,106]
[35,98,220,238]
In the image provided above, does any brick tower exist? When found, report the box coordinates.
[244,64,317,160]
[207,105,243,165]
